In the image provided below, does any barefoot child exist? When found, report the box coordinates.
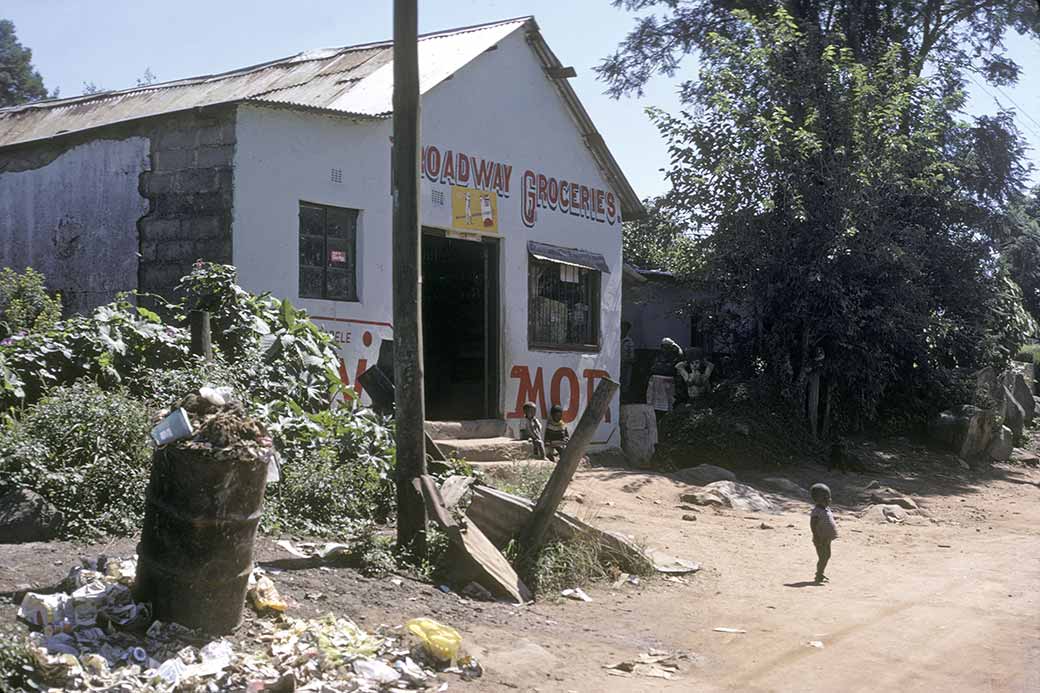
[520,402,545,459]
[809,483,838,583]
[543,404,569,462]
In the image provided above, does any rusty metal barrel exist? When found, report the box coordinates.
[135,441,268,633]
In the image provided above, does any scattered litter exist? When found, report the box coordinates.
[611,573,630,589]
[390,577,404,587]
[406,617,463,662]
[15,554,467,691]
[645,549,701,575]
[150,407,193,445]
[713,627,747,634]
[248,573,288,613]
[682,514,697,521]
[560,587,593,602]
[274,538,353,562]
[806,640,825,648]
[604,651,687,680]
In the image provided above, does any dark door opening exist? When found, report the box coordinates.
[422,231,499,421]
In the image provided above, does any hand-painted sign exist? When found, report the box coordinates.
[421,144,620,229]
[451,186,498,232]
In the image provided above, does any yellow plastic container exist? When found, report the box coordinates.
[406,617,462,662]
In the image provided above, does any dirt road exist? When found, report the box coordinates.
[466,457,1040,693]
[1,445,1038,692]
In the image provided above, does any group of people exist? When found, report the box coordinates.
[519,402,570,462]
[643,336,715,421]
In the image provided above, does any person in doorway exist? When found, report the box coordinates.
[520,402,546,460]
[544,404,570,462]
[676,347,715,402]
[809,483,838,584]
[620,321,636,402]
[646,338,682,422]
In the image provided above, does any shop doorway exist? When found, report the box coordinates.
[422,231,499,421]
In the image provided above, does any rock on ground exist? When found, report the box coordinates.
[1008,372,1035,424]
[0,487,64,543]
[988,426,1014,462]
[680,480,775,512]
[859,504,909,523]
[868,488,919,510]
[671,464,737,487]
[759,477,810,501]
[1002,388,1026,441]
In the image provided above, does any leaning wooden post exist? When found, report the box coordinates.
[522,378,619,553]
[189,310,212,360]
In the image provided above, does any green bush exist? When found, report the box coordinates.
[0,623,33,692]
[0,381,152,539]
[0,267,62,339]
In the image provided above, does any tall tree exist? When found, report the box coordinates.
[598,0,1039,97]
[622,6,1032,429]
[0,19,49,107]
[623,196,702,274]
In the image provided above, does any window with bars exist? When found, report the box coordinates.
[528,258,601,351]
[299,202,359,302]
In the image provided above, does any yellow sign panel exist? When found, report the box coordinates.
[451,186,498,233]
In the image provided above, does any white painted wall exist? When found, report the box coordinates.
[0,137,150,314]
[232,26,624,446]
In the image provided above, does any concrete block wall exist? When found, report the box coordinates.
[137,108,236,304]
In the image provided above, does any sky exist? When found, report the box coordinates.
[5,1,1040,198]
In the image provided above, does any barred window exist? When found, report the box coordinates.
[528,258,601,351]
[299,202,359,302]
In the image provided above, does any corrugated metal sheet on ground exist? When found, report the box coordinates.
[0,18,528,149]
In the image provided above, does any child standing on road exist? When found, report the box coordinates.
[809,483,838,584]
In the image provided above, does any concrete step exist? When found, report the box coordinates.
[434,436,533,462]
[425,419,510,440]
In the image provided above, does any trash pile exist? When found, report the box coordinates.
[15,555,479,691]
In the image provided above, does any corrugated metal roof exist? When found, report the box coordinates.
[0,17,528,148]
[0,15,644,219]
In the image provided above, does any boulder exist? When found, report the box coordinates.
[868,489,918,510]
[0,488,64,543]
[987,426,1014,462]
[619,404,658,468]
[671,464,737,487]
[1011,448,1040,467]
[1001,386,1025,441]
[974,366,1003,409]
[680,480,775,512]
[1007,372,1035,425]
[860,504,908,524]
[759,477,810,501]
[929,405,997,460]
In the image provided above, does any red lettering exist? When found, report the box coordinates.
[441,150,455,183]
[580,186,590,218]
[473,157,494,189]
[508,365,546,418]
[547,178,558,208]
[595,189,605,220]
[503,165,512,194]
[559,181,570,210]
[606,192,617,223]
[456,152,470,184]
[537,174,548,206]
[582,369,613,423]
[550,367,580,423]
[570,183,579,215]
[492,163,504,193]
[521,170,537,227]
[424,146,441,182]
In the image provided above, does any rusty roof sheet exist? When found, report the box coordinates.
[0,17,529,149]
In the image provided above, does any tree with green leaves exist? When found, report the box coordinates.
[622,195,703,274]
[0,19,49,107]
[605,4,1034,431]
[1004,185,1040,327]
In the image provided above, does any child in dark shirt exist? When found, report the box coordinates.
[809,483,838,584]
[543,404,569,462]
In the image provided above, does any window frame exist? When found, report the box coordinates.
[527,256,602,353]
[298,200,360,303]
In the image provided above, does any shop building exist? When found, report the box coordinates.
[0,17,642,447]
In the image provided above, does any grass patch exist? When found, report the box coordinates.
[494,462,554,500]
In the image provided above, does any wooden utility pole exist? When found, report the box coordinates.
[522,378,619,553]
[188,310,212,360]
[392,0,427,556]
